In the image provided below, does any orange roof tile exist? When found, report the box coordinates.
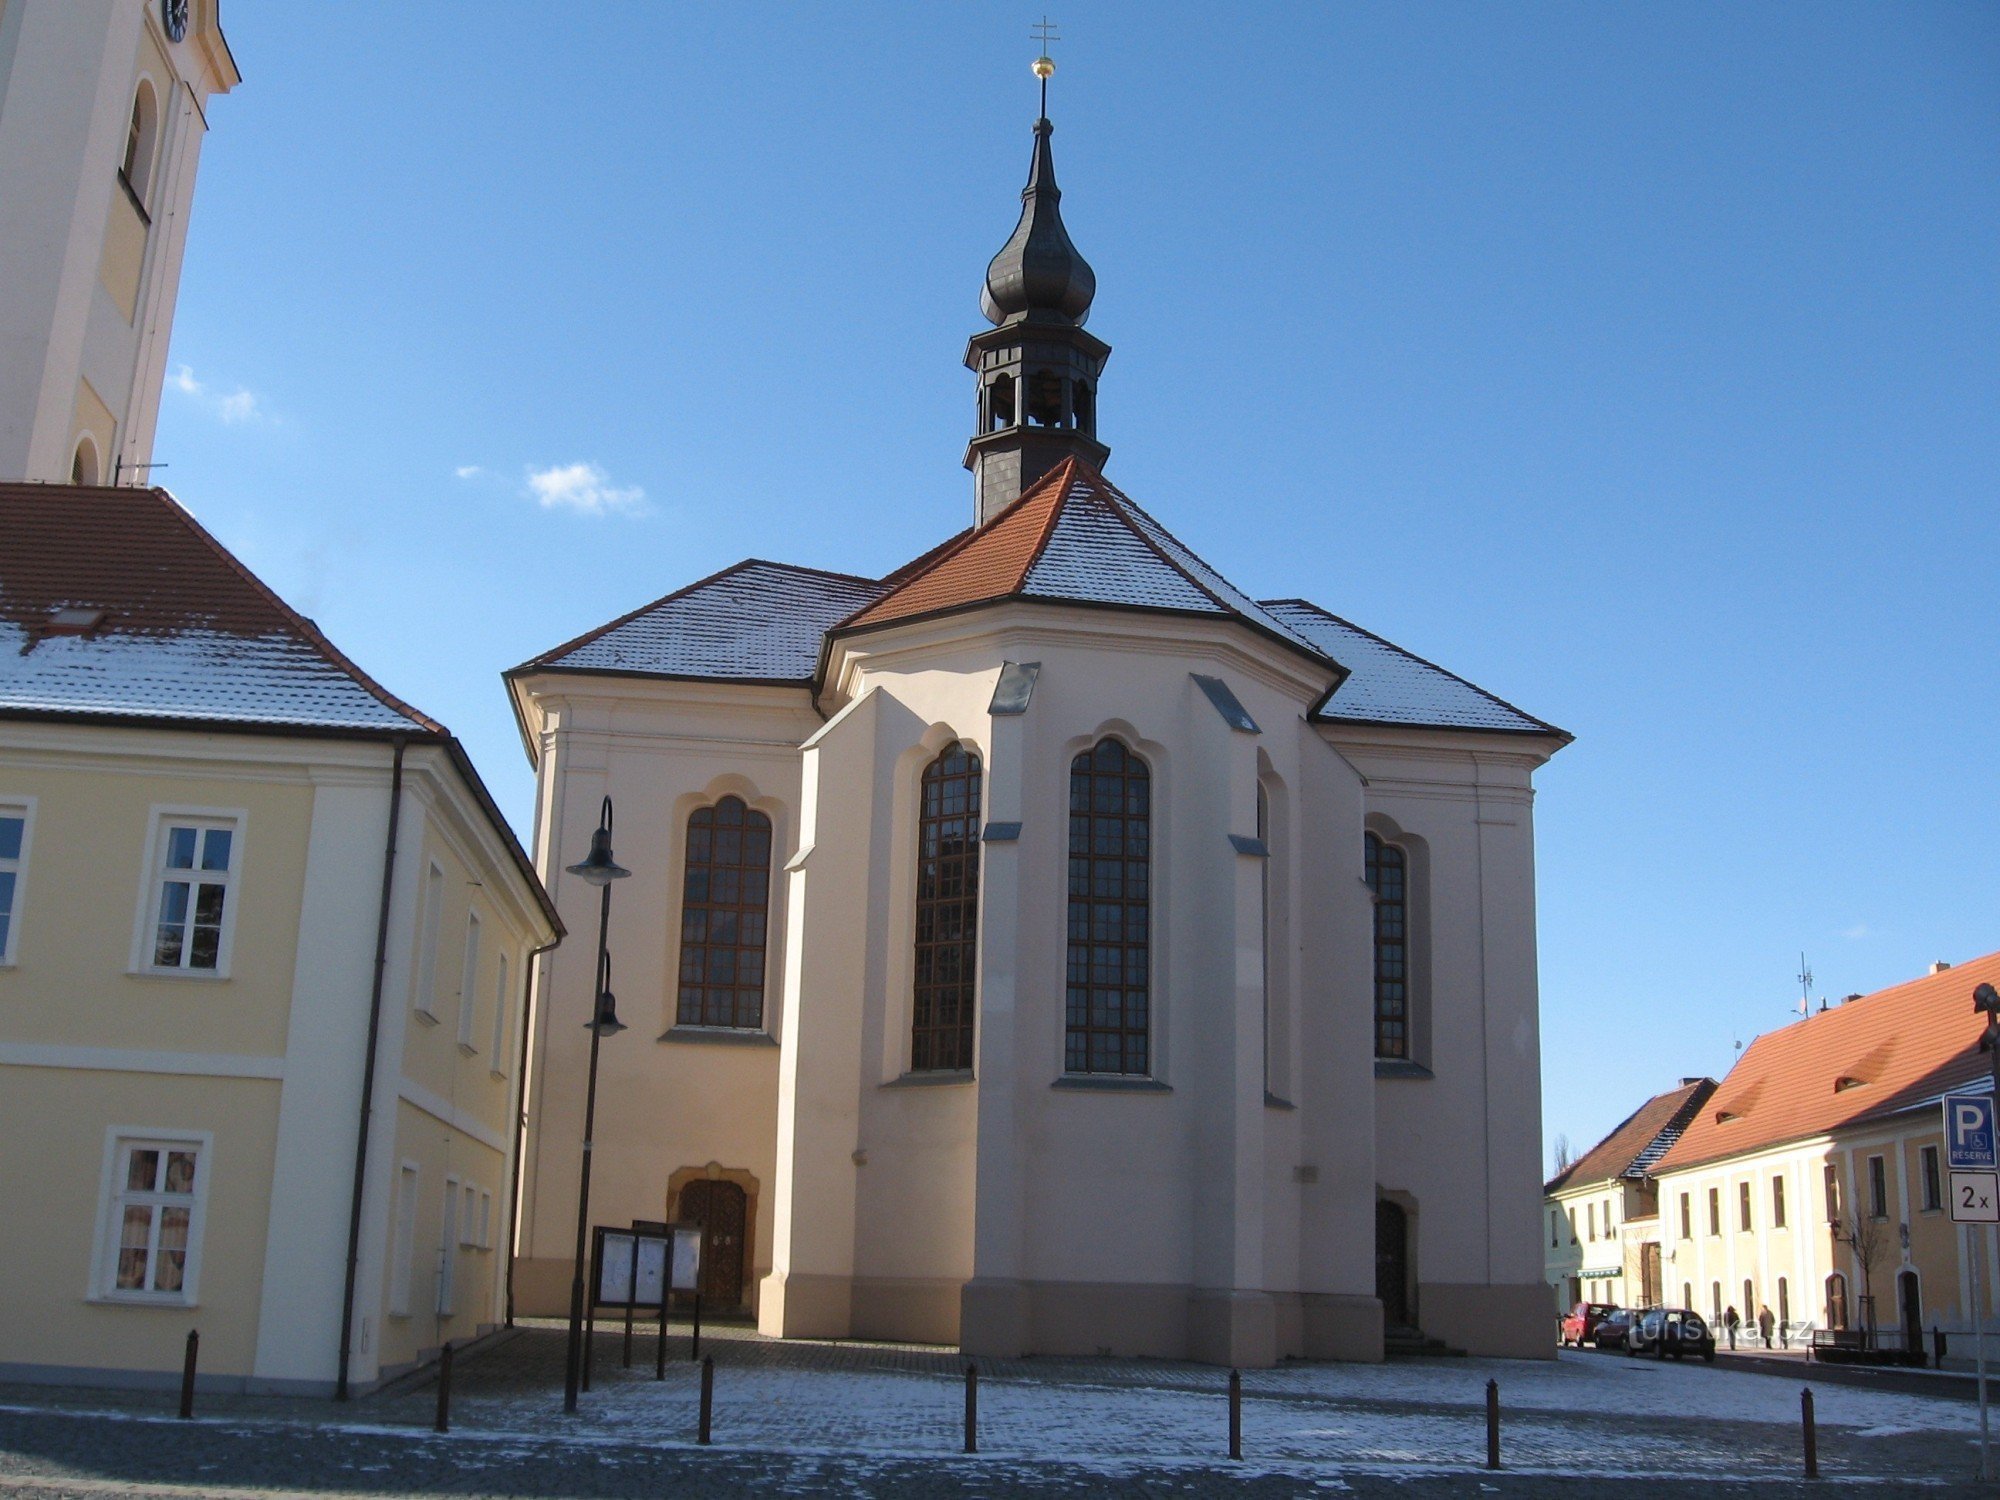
[1545,1078,1716,1195]
[1653,951,2000,1175]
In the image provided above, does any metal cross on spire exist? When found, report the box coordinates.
[1031,15,1061,118]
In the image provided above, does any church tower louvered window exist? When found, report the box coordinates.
[1066,738,1151,1075]
[675,797,772,1029]
[911,744,982,1071]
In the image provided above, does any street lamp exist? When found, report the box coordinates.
[563,796,629,1414]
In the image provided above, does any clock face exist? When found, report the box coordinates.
[163,0,189,43]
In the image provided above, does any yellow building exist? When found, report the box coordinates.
[1648,954,2000,1353]
[1544,1078,1715,1318]
[0,483,560,1395]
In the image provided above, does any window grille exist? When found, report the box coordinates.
[912,744,981,1071]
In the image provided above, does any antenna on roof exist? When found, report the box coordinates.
[1796,952,1813,1017]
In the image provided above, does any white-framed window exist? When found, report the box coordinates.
[134,810,242,976]
[438,1176,460,1316]
[489,952,511,1076]
[460,1181,478,1247]
[456,911,481,1050]
[389,1160,419,1317]
[414,862,444,1022]
[477,1189,493,1250]
[0,799,32,965]
[93,1132,209,1303]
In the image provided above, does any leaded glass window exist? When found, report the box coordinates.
[1364,833,1407,1059]
[675,797,772,1029]
[1065,739,1151,1075]
[912,743,982,1071]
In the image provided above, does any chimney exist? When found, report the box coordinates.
[1931,960,1953,975]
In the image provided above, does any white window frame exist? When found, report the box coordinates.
[129,807,247,979]
[456,911,481,1052]
[389,1160,419,1317]
[438,1175,460,1316]
[88,1128,213,1306]
[0,796,35,967]
[460,1181,478,1247]
[414,861,444,1023]
[489,951,511,1077]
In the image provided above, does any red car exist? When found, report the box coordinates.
[1560,1301,1619,1348]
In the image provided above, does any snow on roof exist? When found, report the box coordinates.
[519,560,885,683]
[845,459,1335,669]
[1262,599,1564,736]
[0,483,437,734]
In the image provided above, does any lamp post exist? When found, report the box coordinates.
[563,796,629,1414]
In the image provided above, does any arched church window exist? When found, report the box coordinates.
[1025,369,1064,428]
[1364,832,1408,1060]
[675,796,772,1030]
[987,372,1015,432]
[1066,738,1150,1075]
[70,435,100,486]
[122,80,159,208]
[911,742,981,1072]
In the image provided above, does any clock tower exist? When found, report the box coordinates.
[0,0,238,485]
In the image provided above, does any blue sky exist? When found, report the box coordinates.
[155,3,1998,1165]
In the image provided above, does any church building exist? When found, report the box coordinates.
[511,86,1570,1365]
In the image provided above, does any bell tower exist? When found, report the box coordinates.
[963,54,1110,527]
[0,0,238,485]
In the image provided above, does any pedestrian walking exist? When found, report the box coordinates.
[1725,1305,1741,1351]
[1757,1304,1775,1350]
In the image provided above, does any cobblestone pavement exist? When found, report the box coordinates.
[0,1322,1993,1497]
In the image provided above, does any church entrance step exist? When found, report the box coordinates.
[1384,1323,1466,1358]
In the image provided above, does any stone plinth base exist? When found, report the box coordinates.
[1420,1282,1557,1359]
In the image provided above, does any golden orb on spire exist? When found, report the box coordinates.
[1032,54,1055,80]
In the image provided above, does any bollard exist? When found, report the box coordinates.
[698,1354,713,1445]
[655,1298,669,1381]
[690,1293,702,1362]
[964,1361,978,1455]
[178,1330,199,1420]
[1802,1386,1818,1479]
[434,1342,453,1434]
[1228,1367,1242,1461]
[1934,1325,1947,1369]
[1485,1379,1500,1470]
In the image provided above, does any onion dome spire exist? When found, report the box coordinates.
[980,77,1096,326]
[963,43,1110,526]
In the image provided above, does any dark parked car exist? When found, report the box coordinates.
[1627,1307,1717,1361]
[1559,1301,1619,1348]
[1592,1308,1639,1351]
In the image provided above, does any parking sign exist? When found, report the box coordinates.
[1946,1094,1997,1171]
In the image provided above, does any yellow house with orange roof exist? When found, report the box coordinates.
[0,483,560,1394]
[1649,952,2000,1353]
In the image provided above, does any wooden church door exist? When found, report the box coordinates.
[678,1180,746,1308]
[1376,1200,1411,1327]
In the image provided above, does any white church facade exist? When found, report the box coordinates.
[512,102,1569,1365]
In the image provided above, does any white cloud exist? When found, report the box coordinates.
[1842,923,1874,940]
[168,364,263,424]
[525,461,645,516]
[454,464,485,480]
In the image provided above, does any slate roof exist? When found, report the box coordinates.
[0,484,438,734]
[1545,1078,1717,1197]
[1651,952,2000,1177]
[842,459,1336,672]
[515,460,1563,742]
[1265,600,1563,736]
[516,560,885,685]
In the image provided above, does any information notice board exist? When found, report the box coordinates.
[591,1224,701,1309]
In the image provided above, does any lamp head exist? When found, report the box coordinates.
[585,984,627,1038]
[1975,982,2000,1015]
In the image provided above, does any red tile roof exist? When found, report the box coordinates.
[1652,952,2000,1175]
[0,482,441,734]
[1545,1078,1717,1196]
